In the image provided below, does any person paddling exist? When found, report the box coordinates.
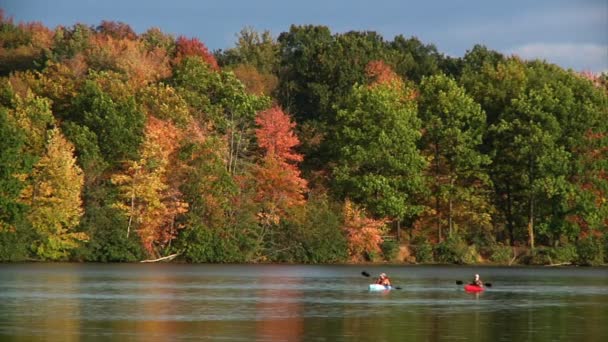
[376,273,391,287]
[471,274,483,288]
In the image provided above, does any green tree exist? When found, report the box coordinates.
[332,81,426,220]
[0,107,32,260]
[388,35,444,82]
[171,57,270,175]
[490,85,571,248]
[47,23,93,61]
[176,135,261,263]
[460,55,527,127]
[217,27,279,74]
[418,74,492,241]
[70,75,145,165]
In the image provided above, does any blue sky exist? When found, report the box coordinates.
[3,0,607,72]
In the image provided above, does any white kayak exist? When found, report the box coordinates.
[368,284,392,291]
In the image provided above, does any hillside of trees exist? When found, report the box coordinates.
[1,13,606,265]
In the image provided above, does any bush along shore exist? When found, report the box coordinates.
[0,15,606,264]
[401,236,607,266]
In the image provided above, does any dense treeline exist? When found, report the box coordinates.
[0,13,606,265]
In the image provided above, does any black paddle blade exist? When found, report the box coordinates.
[484,283,492,287]
[361,271,370,277]
[394,286,402,290]
[456,280,463,285]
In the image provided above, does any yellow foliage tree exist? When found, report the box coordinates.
[19,128,87,260]
[111,117,188,257]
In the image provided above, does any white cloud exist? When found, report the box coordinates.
[508,43,608,73]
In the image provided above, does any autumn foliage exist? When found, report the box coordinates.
[254,106,307,223]
[112,117,188,257]
[342,200,387,261]
[0,17,606,265]
[85,35,171,87]
[173,36,219,70]
[366,60,401,86]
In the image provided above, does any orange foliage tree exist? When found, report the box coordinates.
[342,199,388,262]
[253,106,307,224]
[365,59,418,99]
[85,35,171,87]
[111,116,188,257]
[231,63,278,96]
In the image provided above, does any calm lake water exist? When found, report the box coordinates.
[0,264,606,341]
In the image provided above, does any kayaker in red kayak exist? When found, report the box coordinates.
[471,274,483,288]
[376,273,391,286]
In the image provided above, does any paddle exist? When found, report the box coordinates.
[361,271,402,289]
[456,280,492,287]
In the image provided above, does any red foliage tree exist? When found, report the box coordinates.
[173,36,219,70]
[253,106,307,224]
[96,20,137,40]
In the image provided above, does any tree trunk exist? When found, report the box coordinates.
[506,185,514,246]
[435,142,442,242]
[127,184,135,238]
[528,155,535,249]
[397,220,401,243]
[528,196,535,249]
[448,177,454,237]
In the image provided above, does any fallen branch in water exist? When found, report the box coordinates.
[140,252,180,263]
[545,262,572,267]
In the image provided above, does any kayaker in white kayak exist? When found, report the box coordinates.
[376,273,391,287]
[472,274,483,287]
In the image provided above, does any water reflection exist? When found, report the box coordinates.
[0,264,606,341]
[255,277,303,341]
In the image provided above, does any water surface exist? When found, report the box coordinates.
[0,264,606,341]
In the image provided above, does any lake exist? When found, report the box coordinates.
[0,263,606,341]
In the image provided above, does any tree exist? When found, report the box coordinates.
[10,91,55,156]
[0,12,53,75]
[84,35,171,87]
[141,27,175,56]
[19,128,87,260]
[277,26,387,124]
[490,85,571,248]
[217,27,279,74]
[253,106,308,224]
[173,36,218,70]
[0,107,31,259]
[460,55,527,127]
[342,199,387,261]
[111,117,188,258]
[95,20,137,40]
[176,132,259,263]
[388,35,444,82]
[332,79,426,221]
[70,76,145,165]
[230,64,278,96]
[48,23,93,61]
[171,57,270,174]
[417,74,491,241]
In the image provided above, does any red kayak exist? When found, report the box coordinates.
[464,284,484,292]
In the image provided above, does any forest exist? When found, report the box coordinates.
[0,12,606,265]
